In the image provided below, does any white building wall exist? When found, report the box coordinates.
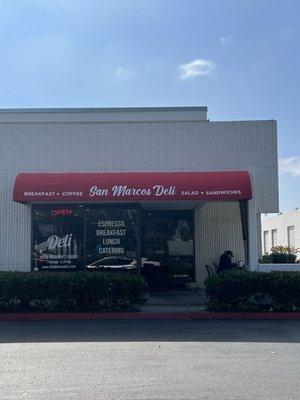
[195,202,245,286]
[261,210,300,254]
[0,112,278,273]
[257,214,262,258]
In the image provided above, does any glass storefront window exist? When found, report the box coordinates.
[32,204,85,270]
[31,204,195,283]
[32,204,139,272]
[85,205,138,270]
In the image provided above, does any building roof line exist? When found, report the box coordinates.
[0,106,207,114]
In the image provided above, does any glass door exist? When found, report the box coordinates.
[141,210,195,289]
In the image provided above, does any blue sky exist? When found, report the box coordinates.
[0,0,299,212]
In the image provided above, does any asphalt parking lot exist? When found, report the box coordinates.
[0,319,299,400]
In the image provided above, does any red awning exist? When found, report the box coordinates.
[13,171,252,203]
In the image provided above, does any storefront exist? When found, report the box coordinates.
[30,203,196,288]
[14,170,251,288]
[0,107,279,287]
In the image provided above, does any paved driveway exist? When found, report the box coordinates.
[0,319,299,400]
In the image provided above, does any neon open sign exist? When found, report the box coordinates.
[51,209,73,216]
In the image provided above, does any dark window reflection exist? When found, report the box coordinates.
[141,211,195,284]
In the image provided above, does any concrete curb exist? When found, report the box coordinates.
[0,311,300,322]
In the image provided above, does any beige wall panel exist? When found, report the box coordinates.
[195,202,245,286]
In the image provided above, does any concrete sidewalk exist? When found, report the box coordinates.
[146,289,208,306]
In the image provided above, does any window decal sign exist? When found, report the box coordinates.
[32,205,84,270]
[85,207,138,269]
[13,171,252,203]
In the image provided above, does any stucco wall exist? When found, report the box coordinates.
[0,117,278,271]
[195,202,245,286]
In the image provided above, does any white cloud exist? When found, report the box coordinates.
[178,58,216,79]
[219,36,231,45]
[279,157,300,177]
[115,67,134,80]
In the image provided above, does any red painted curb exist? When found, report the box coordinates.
[0,311,299,322]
